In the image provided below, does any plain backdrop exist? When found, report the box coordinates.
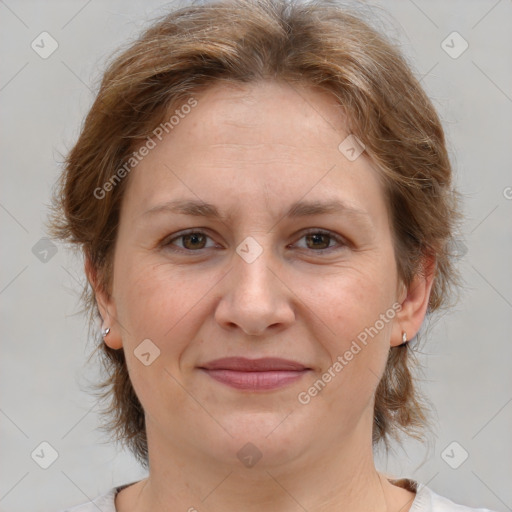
[1,0,511,511]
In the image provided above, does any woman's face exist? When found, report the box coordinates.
[98,80,414,468]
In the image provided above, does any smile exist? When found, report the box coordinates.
[200,368,310,390]
[197,356,312,391]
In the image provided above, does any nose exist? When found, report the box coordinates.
[214,243,295,336]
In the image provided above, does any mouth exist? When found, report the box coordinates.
[198,357,312,391]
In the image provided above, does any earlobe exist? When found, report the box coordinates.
[84,256,123,350]
[391,255,436,347]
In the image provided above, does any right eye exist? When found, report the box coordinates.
[162,229,219,252]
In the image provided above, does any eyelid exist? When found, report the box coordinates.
[290,228,349,252]
[160,228,220,251]
[161,227,349,253]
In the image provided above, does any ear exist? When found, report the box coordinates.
[390,253,436,347]
[84,255,123,350]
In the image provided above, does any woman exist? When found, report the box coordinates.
[49,0,497,510]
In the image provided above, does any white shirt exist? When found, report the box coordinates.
[61,479,498,512]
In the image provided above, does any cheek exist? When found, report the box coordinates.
[312,261,396,341]
[112,253,229,380]
[115,260,204,342]
[112,259,215,413]
[304,254,397,390]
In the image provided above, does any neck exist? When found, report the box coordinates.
[118,417,415,512]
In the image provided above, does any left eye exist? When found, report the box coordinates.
[292,230,345,251]
[162,229,346,253]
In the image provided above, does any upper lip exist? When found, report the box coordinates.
[199,357,309,372]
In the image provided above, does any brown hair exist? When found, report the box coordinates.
[48,0,460,467]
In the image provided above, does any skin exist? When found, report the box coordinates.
[87,79,434,512]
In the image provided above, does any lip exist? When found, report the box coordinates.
[198,357,311,391]
[199,357,309,371]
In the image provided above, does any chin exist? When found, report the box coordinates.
[202,410,311,469]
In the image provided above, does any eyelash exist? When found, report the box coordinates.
[161,228,348,254]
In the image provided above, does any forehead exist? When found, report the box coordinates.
[120,80,387,228]
[184,79,349,147]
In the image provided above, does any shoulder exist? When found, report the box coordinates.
[412,481,498,512]
[57,486,118,512]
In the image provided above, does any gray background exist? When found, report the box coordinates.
[1,0,511,511]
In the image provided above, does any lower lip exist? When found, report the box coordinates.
[200,369,309,390]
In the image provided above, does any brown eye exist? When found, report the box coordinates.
[163,230,217,252]
[294,229,347,253]
[305,233,332,250]
[181,232,207,250]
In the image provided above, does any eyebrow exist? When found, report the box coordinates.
[141,198,371,224]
